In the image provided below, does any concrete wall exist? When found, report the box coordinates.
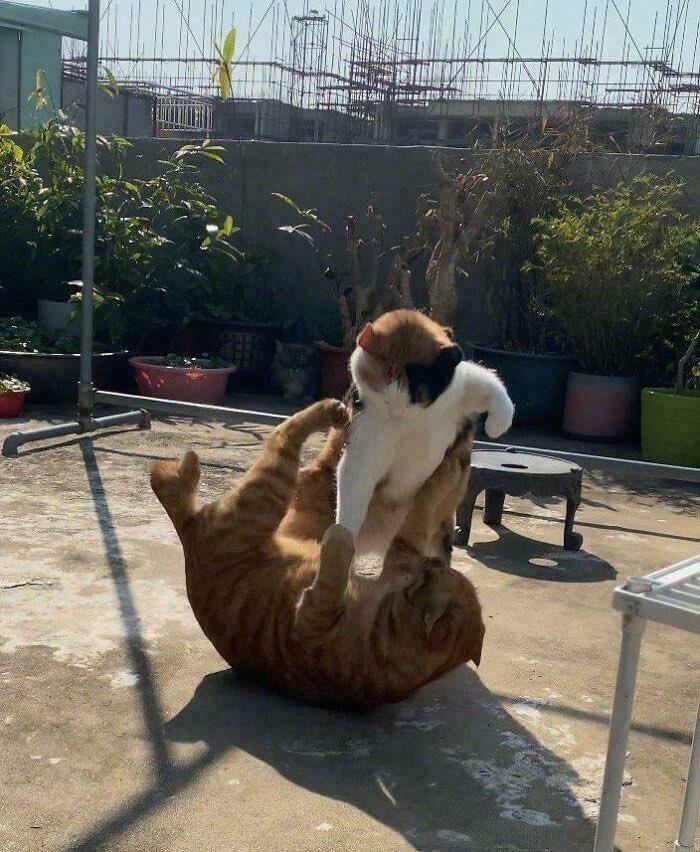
[116,141,700,343]
[62,78,154,138]
[0,26,19,128]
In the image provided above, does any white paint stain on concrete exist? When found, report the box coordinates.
[0,567,196,666]
[108,670,140,688]
[437,829,473,844]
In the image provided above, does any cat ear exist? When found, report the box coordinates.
[442,343,463,368]
[356,323,374,351]
[443,326,454,340]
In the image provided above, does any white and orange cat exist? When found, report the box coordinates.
[337,309,514,556]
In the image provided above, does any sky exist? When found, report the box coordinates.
[18,0,700,107]
[20,0,700,69]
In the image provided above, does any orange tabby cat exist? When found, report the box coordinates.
[152,400,484,709]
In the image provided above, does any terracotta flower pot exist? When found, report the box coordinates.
[0,390,28,418]
[316,342,351,399]
[130,357,236,405]
[563,372,640,440]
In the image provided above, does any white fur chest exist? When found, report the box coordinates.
[381,413,461,503]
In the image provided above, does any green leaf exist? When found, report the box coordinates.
[222,27,237,64]
[221,214,234,236]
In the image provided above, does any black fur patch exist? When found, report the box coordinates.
[405,344,463,406]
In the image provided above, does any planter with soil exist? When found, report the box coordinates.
[471,344,575,428]
[563,372,640,441]
[130,356,236,405]
[315,342,351,399]
[0,374,30,418]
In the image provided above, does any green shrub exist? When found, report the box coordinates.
[1,123,243,352]
[535,174,700,376]
[0,127,41,315]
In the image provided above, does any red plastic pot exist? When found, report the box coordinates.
[0,390,28,418]
[563,371,640,440]
[130,357,236,405]
[316,342,351,399]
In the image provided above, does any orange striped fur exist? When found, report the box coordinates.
[152,400,484,709]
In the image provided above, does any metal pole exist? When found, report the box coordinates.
[1,0,148,458]
[594,612,646,852]
[675,698,700,851]
[78,0,100,424]
[94,390,287,427]
[2,410,150,458]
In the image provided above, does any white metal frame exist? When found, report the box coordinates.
[594,556,700,851]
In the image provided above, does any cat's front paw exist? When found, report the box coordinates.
[315,398,350,429]
[485,397,514,438]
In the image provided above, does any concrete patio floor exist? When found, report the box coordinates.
[1,407,698,852]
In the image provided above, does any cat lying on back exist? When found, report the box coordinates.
[337,309,514,556]
[151,399,484,709]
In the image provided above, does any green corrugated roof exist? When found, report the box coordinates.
[0,1,88,40]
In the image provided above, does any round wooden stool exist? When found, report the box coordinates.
[455,449,583,551]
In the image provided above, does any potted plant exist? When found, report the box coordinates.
[0,372,30,418]
[130,354,236,406]
[458,125,597,428]
[191,255,283,391]
[536,174,700,440]
[274,196,415,398]
[642,332,699,467]
[0,316,126,404]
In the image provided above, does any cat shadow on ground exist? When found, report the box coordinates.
[165,665,596,851]
[466,526,617,583]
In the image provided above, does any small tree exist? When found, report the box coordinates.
[273,196,414,348]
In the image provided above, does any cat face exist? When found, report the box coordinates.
[351,310,463,412]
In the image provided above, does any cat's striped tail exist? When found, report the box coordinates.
[151,450,201,535]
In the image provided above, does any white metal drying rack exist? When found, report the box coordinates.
[594,555,700,851]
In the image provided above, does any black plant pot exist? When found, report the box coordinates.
[470,345,575,429]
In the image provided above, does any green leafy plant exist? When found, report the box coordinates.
[535,174,700,376]
[0,372,30,394]
[0,316,82,354]
[0,126,42,314]
[4,121,242,351]
[164,353,228,369]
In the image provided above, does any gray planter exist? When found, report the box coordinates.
[37,299,80,338]
[0,351,128,403]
